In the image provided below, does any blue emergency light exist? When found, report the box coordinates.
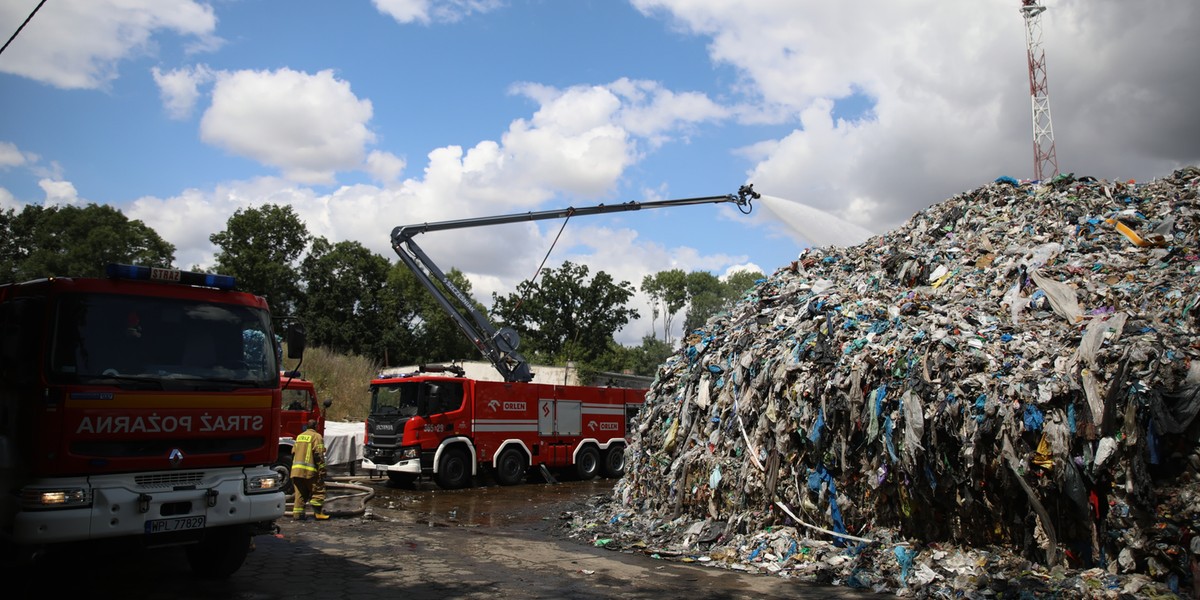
[106,264,237,290]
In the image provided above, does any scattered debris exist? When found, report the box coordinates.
[563,167,1200,598]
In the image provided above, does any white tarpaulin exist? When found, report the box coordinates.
[322,421,364,467]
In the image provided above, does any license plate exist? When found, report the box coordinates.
[145,515,206,534]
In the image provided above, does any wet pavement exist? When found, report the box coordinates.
[11,476,879,599]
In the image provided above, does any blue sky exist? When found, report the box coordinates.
[1,0,1197,344]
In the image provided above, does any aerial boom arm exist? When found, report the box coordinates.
[390,185,758,382]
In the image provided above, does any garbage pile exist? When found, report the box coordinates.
[562,167,1200,598]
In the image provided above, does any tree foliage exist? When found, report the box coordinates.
[298,237,392,359]
[640,269,688,344]
[210,204,307,316]
[491,261,638,364]
[0,204,174,281]
[639,268,768,337]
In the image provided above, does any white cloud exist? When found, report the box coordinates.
[722,264,763,279]
[0,142,29,168]
[0,187,18,211]
[38,179,80,207]
[502,85,635,199]
[152,64,214,120]
[0,0,218,90]
[372,0,503,25]
[607,78,729,147]
[503,80,734,200]
[365,151,407,184]
[199,68,377,185]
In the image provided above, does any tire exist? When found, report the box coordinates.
[273,452,294,495]
[493,448,527,486]
[186,525,251,580]
[435,447,472,490]
[387,472,417,487]
[574,445,600,481]
[600,444,626,478]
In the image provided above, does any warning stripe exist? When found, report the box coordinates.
[474,419,537,433]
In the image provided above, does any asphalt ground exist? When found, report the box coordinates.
[8,477,880,600]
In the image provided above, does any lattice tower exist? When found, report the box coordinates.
[1020,1,1059,181]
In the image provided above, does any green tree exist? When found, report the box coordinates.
[641,269,688,344]
[0,206,31,282]
[2,203,174,281]
[682,269,766,334]
[681,271,724,335]
[723,269,764,299]
[299,237,392,360]
[210,204,308,316]
[491,261,638,364]
[583,334,676,380]
[629,334,674,377]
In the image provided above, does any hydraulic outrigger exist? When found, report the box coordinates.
[390,184,759,383]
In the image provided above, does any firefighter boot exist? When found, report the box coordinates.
[314,508,330,520]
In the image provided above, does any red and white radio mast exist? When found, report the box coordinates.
[1020,0,1059,181]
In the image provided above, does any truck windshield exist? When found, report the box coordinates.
[371,382,421,417]
[48,292,278,388]
[371,380,464,417]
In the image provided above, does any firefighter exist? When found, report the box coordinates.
[290,419,329,520]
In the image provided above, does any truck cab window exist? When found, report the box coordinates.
[48,293,277,389]
[424,381,464,414]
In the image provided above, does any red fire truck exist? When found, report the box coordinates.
[362,186,757,488]
[0,264,301,578]
[274,371,332,492]
[363,366,644,488]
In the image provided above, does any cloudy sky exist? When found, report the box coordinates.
[1,0,1196,344]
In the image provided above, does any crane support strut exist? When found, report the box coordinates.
[390,185,759,382]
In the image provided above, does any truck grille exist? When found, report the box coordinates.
[135,472,206,488]
[71,437,265,458]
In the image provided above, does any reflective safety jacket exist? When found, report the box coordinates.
[290,429,326,480]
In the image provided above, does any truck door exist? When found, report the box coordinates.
[538,399,582,465]
[423,381,464,437]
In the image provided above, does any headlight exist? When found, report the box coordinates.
[400,447,419,460]
[21,487,91,510]
[246,473,283,494]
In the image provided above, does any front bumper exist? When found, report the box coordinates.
[361,456,421,475]
[13,467,286,546]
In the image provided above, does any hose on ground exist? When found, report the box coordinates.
[285,479,376,518]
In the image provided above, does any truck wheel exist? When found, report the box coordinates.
[186,525,251,580]
[575,445,600,480]
[273,452,294,495]
[600,444,626,478]
[494,448,527,486]
[435,448,472,490]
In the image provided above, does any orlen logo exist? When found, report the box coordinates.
[487,400,526,412]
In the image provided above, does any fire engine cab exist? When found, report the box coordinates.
[0,264,299,578]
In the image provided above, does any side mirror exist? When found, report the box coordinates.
[323,399,333,408]
[286,324,306,359]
